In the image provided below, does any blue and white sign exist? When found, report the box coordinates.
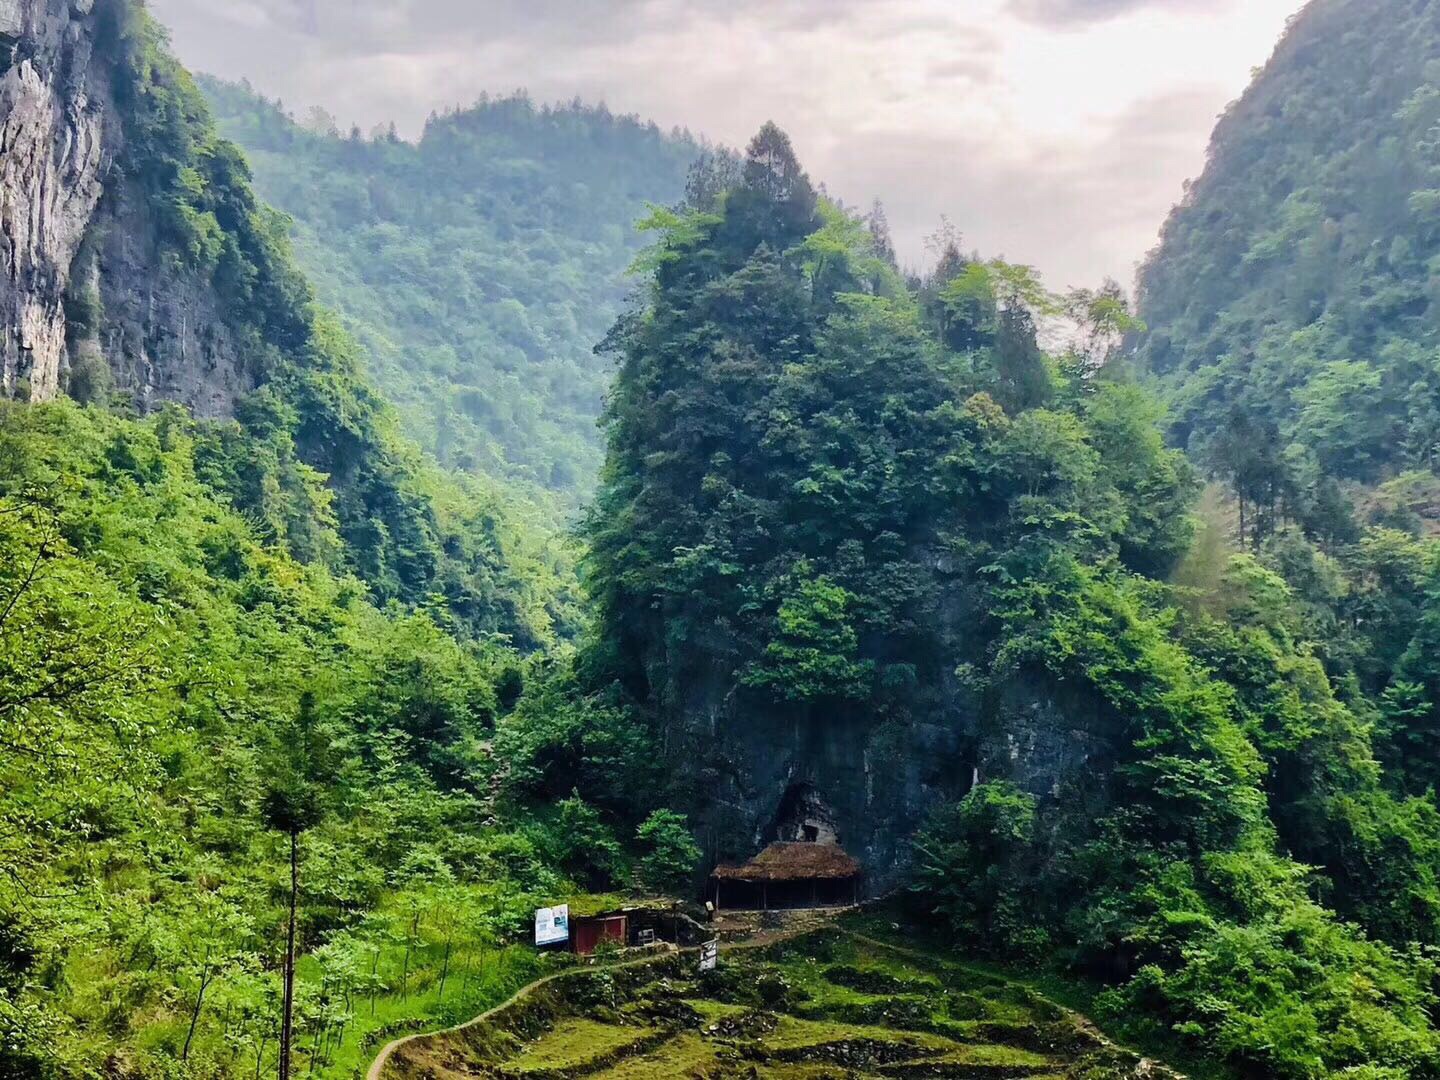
[535,904,570,946]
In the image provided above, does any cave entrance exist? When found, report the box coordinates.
[707,783,862,911]
[768,782,839,846]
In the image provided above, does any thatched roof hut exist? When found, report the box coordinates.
[709,842,862,910]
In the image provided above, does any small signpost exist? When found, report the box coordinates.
[534,904,570,947]
[699,938,719,972]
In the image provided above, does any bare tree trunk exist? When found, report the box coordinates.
[370,948,380,1017]
[401,909,419,1000]
[438,938,453,1000]
[280,830,300,1080]
[182,949,213,1061]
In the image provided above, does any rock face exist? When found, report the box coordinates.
[0,0,259,413]
[663,633,1109,895]
[0,0,104,401]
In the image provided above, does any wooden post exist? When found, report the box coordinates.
[762,882,768,911]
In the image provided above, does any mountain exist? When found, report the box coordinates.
[9,4,1440,1080]
[0,0,579,646]
[0,4,626,1077]
[200,78,703,498]
[1135,0,1440,532]
[583,125,1440,1078]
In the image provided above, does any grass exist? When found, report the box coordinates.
[304,941,550,1080]
[586,1033,719,1080]
[506,1018,659,1073]
[838,908,1230,1080]
[752,1014,958,1054]
[383,926,1184,1080]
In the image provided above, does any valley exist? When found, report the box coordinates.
[5,2,1440,1080]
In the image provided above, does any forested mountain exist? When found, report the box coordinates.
[1135,0,1440,534]
[0,4,676,1077]
[584,123,1440,1078]
[9,2,1440,1080]
[200,79,703,497]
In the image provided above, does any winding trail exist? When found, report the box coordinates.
[364,951,669,1080]
[365,920,1181,1080]
[364,926,808,1080]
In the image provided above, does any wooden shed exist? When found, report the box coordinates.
[709,842,862,911]
[571,912,629,955]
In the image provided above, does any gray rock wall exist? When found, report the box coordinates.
[0,0,261,415]
[658,619,1115,897]
[0,0,103,401]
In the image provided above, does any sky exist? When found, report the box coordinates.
[148,0,1305,291]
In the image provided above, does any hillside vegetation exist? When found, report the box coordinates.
[1135,0,1440,532]
[201,79,703,498]
[0,8,684,1078]
[585,123,1440,1079]
[384,929,1179,1080]
[10,3,1440,1080]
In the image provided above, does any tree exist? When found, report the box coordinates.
[634,810,702,895]
[910,783,1042,955]
[548,794,623,891]
[992,304,1054,414]
[741,571,873,703]
[730,121,818,248]
[260,694,333,1080]
[1211,406,1291,548]
[866,199,898,269]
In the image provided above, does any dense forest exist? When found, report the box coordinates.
[8,1,1440,1080]
[1135,0,1440,541]
[583,122,1440,1079]
[0,6,685,1078]
[200,79,703,499]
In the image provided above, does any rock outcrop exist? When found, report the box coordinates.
[0,0,260,414]
[0,0,104,401]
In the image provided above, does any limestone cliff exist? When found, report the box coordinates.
[0,0,260,414]
[0,0,102,401]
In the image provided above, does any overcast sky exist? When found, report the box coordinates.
[149,0,1304,291]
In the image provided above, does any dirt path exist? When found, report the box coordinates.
[366,921,1183,1080]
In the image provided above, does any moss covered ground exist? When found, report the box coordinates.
[380,929,1179,1080]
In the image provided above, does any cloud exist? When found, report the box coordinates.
[148,0,1298,288]
[1008,0,1226,27]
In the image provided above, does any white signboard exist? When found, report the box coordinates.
[699,939,719,972]
[535,904,570,946]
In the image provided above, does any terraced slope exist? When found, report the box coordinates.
[379,932,1180,1080]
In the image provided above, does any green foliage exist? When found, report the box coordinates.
[586,123,1440,1079]
[583,127,1190,792]
[200,77,701,499]
[911,783,1047,958]
[1137,0,1440,491]
[742,570,874,702]
[95,5,583,647]
[0,389,649,1079]
[545,795,625,891]
[633,810,702,895]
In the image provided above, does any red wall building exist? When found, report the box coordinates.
[572,913,629,955]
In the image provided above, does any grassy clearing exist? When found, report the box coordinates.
[382,926,1181,1080]
[506,1018,660,1073]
